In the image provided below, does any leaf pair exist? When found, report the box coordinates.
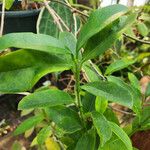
[75,112,132,150]
[92,112,132,150]
[76,5,137,62]
[17,88,82,134]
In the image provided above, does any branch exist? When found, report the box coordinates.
[123,33,150,45]
[0,0,5,36]
[109,105,136,116]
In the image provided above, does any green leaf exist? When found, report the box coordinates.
[18,89,74,110]
[105,57,136,75]
[59,32,77,56]
[37,126,52,145]
[82,92,96,113]
[137,22,149,37]
[107,76,141,116]
[81,81,133,108]
[81,13,137,61]
[145,83,150,97]
[14,115,44,136]
[133,106,150,131]
[5,0,14,10]
[95,96,108,113]
[128,73,140,91]
[104,108,119,125]
[100,138,127,150]
[82,61,102,82]
[0,49,72,93]
[91,111,112,147]
[0,33,70,54]
[37,0,80,37]
[77,4,128,50]
[75,128,96,150]
[45,106,82,133]
[109,122,133,150]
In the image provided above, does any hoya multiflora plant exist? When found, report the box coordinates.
[0,4,146,150]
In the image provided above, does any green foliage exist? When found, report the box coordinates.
[75,128,96,150]
[45,106,82,134]
[81,81,133,108]
[137,22,149,37]
[77,4,128,50]
[109,122,132,150]
[133,106,150,132]
[0,3,146,150]
[37,126,52,145]
[95,96,108,113]
[92,112,112,147]
[107,76,142,115]
[0,33,69,55]
[145,83,150,97]
[0,49,72,93]
[14,115,44,136]
[5,0,14,10]
[128,73,141,91]
[18,89,74,110]
[105,57,136,75]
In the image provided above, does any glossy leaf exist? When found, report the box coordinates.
[18,89,74,110]
[107,76,141,115]
[59,32,77,56]
[105,57,136,75]
[82,13,136,61]
[81,81,133,108]
[14,115,44,136]
[0,33,70,54]
[75,128,96,150]
[128,73,140,91]
[5,0,14,10]
[109,122,133,150]
[45,106,82,133]
[77,4,128,50]
[95,96,108,113]
[0,49,72,93]
[91,111,112,147]
[37,126,52,145]
[137,22,149,37]
[100,138,127,150]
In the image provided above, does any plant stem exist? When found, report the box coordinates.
[74,59,85,128]
[71,3,92,11]
[0,0,5,37]
[123,33,150,45]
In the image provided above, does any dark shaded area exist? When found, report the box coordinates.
[132,130,150,150]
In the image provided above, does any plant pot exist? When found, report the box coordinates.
[0,3,40,34]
